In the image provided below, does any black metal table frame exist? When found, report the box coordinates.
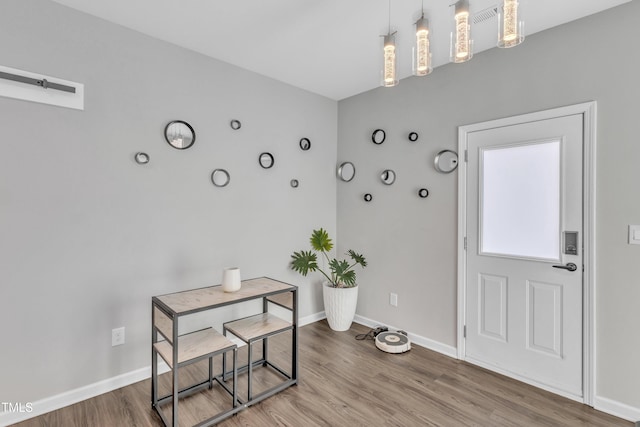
[151,278,298,427]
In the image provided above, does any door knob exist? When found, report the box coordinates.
[552,263,577,272]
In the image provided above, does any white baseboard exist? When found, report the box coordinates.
[300,311,326,326]
[0,310,327,427]
[594,395,640,423]
[0,367,151,427]
[353,314,458,358]
[4,311,636,427]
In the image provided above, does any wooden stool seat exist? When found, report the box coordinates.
[153,328,236,368]
[224,313,293,401]
[224,313,292,342]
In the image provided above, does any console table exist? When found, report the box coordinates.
[151,277,298,426]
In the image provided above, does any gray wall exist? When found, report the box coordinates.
[1,0,639,417]
[0,0,336,404]
[338,1,640,410]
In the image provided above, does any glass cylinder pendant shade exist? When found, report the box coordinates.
[451,0,473,63]
[413,17,432,76]
[382,33,398,87]
[498,0,524,48]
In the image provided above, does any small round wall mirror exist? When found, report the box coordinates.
[372,129,386,145]
[299,138,311,151]
[418,188,429,198]
[211,169,230,187]
[380,169,396,185]
[230,119,241,130]
[165,120,195,149]
[364,193,373,202]
[434,150,459,173]
[408,132,419,142]
[337,162,356,182]
[259,152,274,169]
[134,152,150,165]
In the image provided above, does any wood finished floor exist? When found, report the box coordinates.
[13,321,631,427]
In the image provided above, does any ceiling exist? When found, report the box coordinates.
[52,0,629,100]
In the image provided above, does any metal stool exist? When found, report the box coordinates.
[223,313,293,401]
[152,327,238,426]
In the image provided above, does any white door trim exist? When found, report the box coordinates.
[456,101,597,405]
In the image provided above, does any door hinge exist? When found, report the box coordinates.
[463,325,467,338]
[464,237,467,250]
[464,149,468,162]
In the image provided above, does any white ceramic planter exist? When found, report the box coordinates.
[323,283,358,331]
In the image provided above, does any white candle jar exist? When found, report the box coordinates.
[221,267,241,293]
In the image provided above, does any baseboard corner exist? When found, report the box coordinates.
[353,314,458,359]
[594,395,640,423]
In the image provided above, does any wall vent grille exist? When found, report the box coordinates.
[473,6,498,24]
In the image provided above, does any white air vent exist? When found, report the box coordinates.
[473,6,498,24]
[0,65,84,110]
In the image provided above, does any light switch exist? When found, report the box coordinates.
[629,225,640,245]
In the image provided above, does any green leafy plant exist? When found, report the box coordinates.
[290,228,367,288]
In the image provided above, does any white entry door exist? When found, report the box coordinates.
[463,113,584,399]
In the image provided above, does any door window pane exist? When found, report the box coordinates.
[480,140,560,260]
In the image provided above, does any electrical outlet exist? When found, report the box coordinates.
[629,225,640,245]
[112,327,125,346]
[390,293,398,307]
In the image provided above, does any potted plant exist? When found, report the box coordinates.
[290,228,367,331]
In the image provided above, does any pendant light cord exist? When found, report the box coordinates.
[386,0,396,36]
[388,0,391,34]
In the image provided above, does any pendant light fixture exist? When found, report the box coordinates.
[413,2,432,77]
[451,0,473,63]
[382,0,398,87]
[383,33,398,87]
[375,0,526,86]
[498,0,524,48]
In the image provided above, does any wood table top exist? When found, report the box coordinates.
[153,277,296,315]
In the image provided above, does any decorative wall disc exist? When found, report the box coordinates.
[230,119,241,130]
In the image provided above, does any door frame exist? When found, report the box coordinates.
[456,101,597,405]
